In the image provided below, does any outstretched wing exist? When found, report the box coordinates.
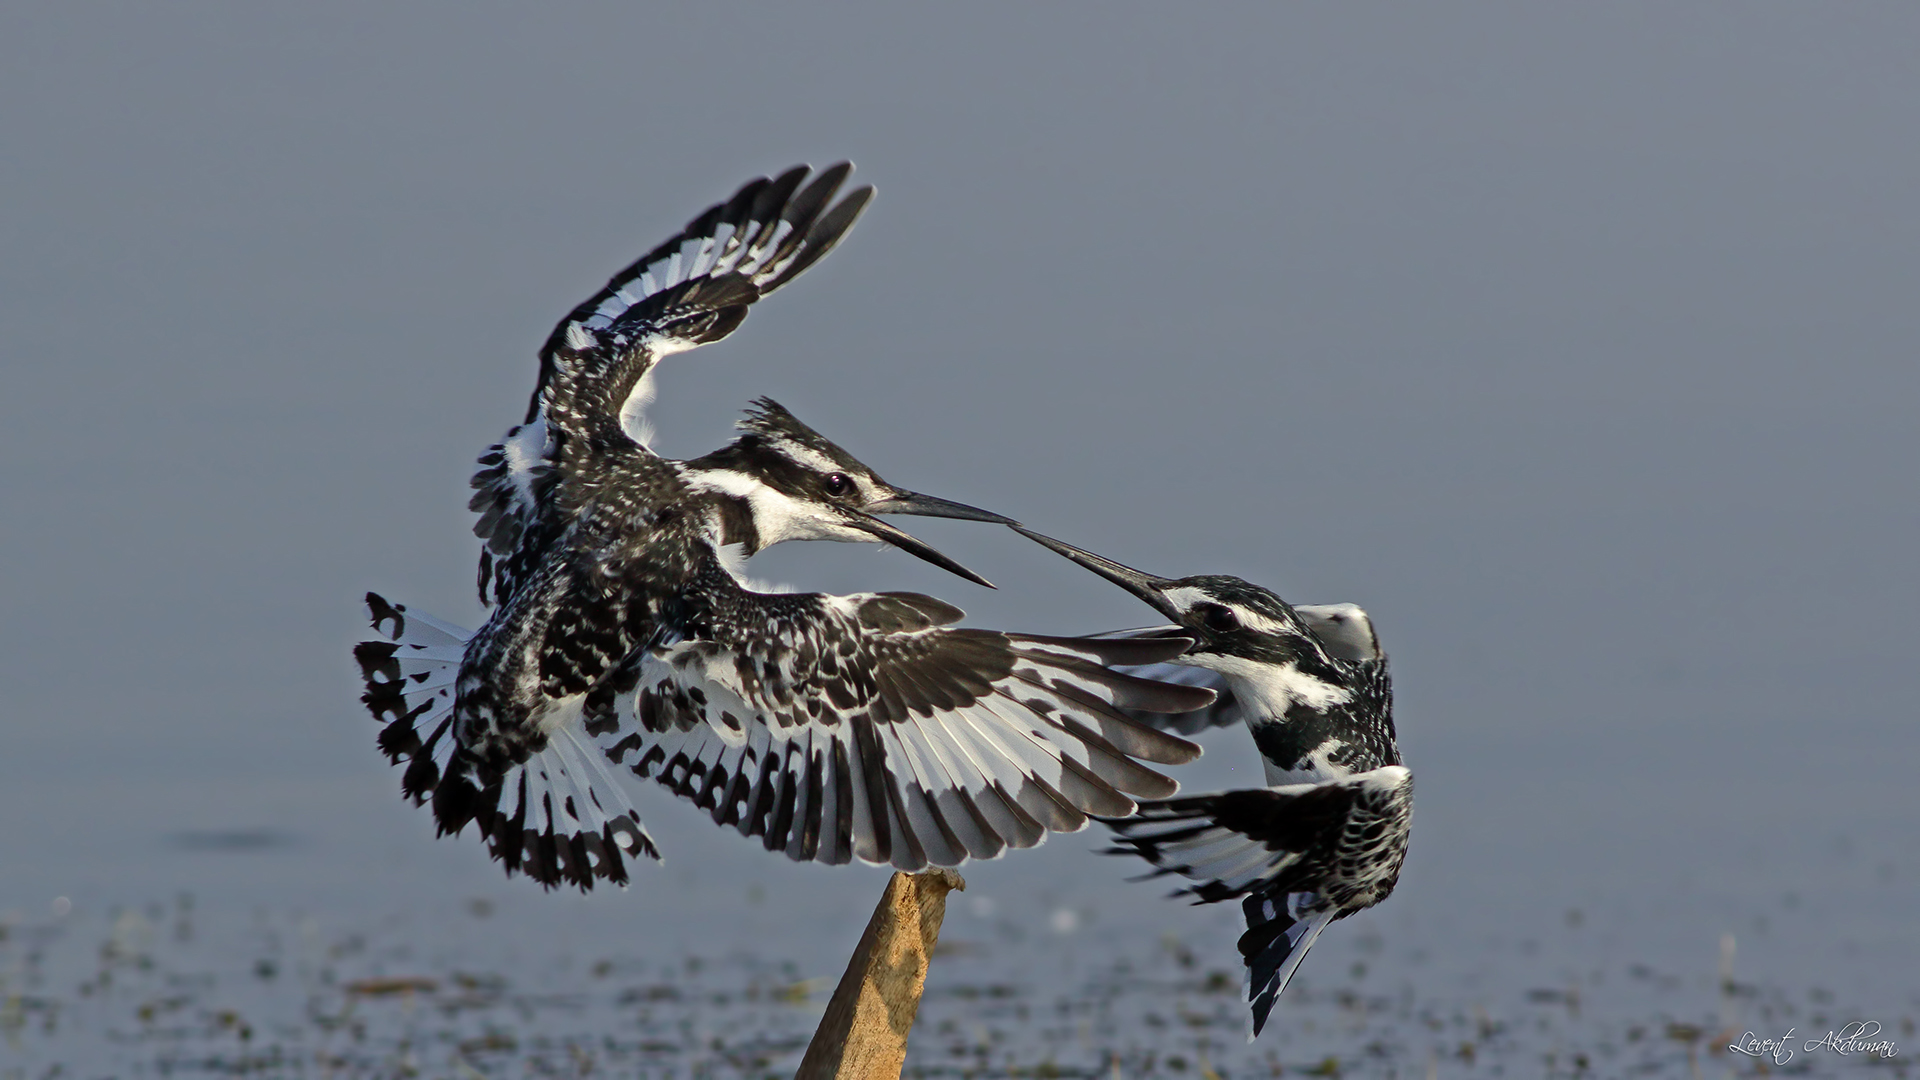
[1112,658,1242,735]
[597,588,1213,871]
[470,164,874,604]
[1101,775,1391,903]
[1110,604,1385,734]
[531,161,873,440]
[1101,766,1414,1037]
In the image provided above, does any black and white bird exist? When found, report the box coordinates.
[1015,528,1413,1038]
[467,161,921,606]
[356,165,1214,892]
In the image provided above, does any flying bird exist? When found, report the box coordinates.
[1015,527,1412,1038]
[355,166,1213,891]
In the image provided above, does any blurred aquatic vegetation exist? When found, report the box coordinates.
[0,895,1913,1079]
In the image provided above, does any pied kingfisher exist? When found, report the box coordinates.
[1015,528,1412,1039]
[355,165,1215,891]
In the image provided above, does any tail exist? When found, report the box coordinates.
[1240,899,1336,1038]
[1099,784,1367,1038]
[355,592,467,800]
[354,593,659,890]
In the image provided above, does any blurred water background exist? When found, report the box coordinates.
[2,5,1914,1076]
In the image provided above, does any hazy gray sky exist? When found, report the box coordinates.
[2,4,1913,1003]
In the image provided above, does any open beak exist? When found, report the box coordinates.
[864,489,1019,526]
[1013,527,1182,620]
[847,511,998,588]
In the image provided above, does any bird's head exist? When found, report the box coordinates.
[683,398,1017,587]
[1013,527,1358,677]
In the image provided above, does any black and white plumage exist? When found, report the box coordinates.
[676,397,1016,587]
[469,163,876,607]
[1117,603,1383,742]
[1106,769,1412,1038]
[1015,528,1413,1038]
[358,575,1210,889]
[356,167,1216,892]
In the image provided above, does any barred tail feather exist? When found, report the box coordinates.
[355,593,659,891]
[1242,903,1336,1039]
[448,718,659,891]
[356,592,466,798]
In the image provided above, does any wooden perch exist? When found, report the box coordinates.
[795,868,966,1080]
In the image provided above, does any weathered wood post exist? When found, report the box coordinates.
[795,868,966,1080]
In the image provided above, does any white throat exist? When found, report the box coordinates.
[682,469,869,549]
[1184,654,1353,720]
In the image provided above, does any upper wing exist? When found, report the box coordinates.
[595,590,1214,870]
[469,164,874,604]
[531,161,874,441]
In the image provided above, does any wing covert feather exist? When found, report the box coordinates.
[599,584,1207,869]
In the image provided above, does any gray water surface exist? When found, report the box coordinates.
[2,5,1915,1075]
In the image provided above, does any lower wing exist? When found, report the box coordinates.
[603,590,1213,870]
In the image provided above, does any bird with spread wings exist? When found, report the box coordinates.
[357,165,1214,890]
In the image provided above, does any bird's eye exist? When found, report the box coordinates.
[1201,605,1241,633]
[823,473,855,498]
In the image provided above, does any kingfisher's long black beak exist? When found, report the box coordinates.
[864,489,1019,526]
[848,511,998,588]
[1013,527,1182,620]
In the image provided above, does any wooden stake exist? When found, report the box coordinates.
[795,868,966,1080]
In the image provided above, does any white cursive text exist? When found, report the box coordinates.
[1730,1022,1899,1065]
